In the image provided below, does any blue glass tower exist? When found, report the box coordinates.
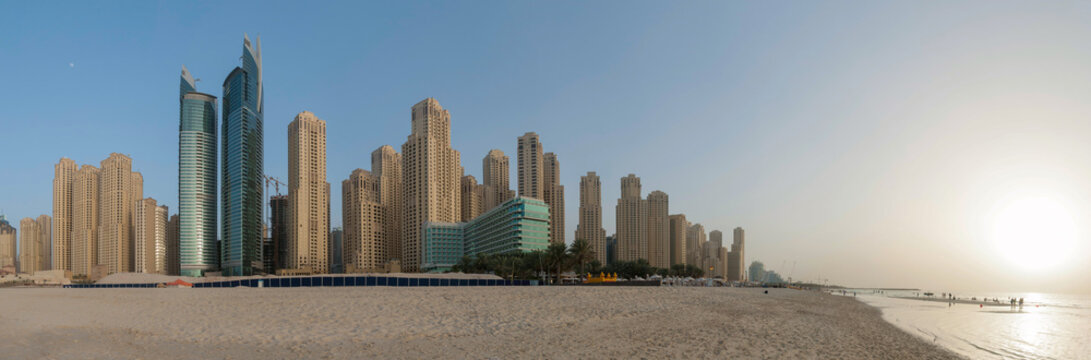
[221,34,264,276]
[179,66,219,276]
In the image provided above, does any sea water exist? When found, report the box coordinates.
[855,291,1091,359]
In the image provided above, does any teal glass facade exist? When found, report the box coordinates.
[221,35,264,276]
[179,66,219,277]
[422,197,551,272]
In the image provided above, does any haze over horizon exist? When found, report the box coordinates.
[1,1,1089,293]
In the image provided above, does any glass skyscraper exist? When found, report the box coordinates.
[221,34,264,276]
[421,197,551,272]
[178,66,219,277]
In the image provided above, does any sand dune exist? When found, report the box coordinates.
[0,287,959,359]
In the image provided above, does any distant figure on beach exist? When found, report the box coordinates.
[1019,298,1024,309]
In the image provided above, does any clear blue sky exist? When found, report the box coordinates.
[3,1,1090,292]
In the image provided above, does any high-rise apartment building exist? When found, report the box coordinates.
[72,165,99,276]
[686,223,706,268]
[728,227,746,281]
[709,230,724,278]
[517,132,543,200]
[287,111,330,274]
[460,175,483,222]
[542,152,564,245]
[19,216,50,273]
[0,216,15,270]
[481,149,514,211]
[179,65,219,277]
[52,158,76,271]
[270,195,288,271]
[134,198,168,274]
[342,169,388,273]
[668,214,688,266]
[646,191,669,268]
[616,174,647,262]
[576,171,607,265]
[166,214,179,275]
[401,98,461,272]
[98,153,136,275]
[371,145,402,263]
[221,34,264,277]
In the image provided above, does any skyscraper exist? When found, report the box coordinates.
[134,198,168,274]
[668,214,688,266]
[686,223,706,268]
[517,132,543,200]
[342,169,387,273]
[166,214,179,275]
[401,98,461,272]
[72,165,99,276]
[709,230,724,278]
[221,34,264,276]
[52,157,76,271]
[616,174,647,262]
[98,153,136,275]
[576,171,606,265]
[329,227,343,274]
[178,65,219,277]
[287,111,329,274]
[646,191,669,268]
[542,152,564,245]
[371,145,403,263]
[19,217,49,273]
[728,227,746,281]
[460,175,483,222]
[0,216,15,271]
[269,195,288,271]
[481,149,514,211]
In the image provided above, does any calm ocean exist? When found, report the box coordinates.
[855,291,1091,359]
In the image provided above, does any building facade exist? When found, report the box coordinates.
[330,227,343,274]
[371,145,402,263]
[0,216,15,270]
[421,197,550,272]
[401,98,461,272]
[166,214,179,275]
[517,132,543,200]
[668,214,688,266]
[460,175,483,222]
[616,174,647,262]
[481,149,514,211]
[72,165,99,276]
[287,111,330,274]
[221,34,264,277]
[686,223,706,267]
[179,65,219,277]
[342,169,388,273]
[728,227,746,281]
[646,191,669,268]
[542,152,564,245]
[19,216,50,273]
[52,158,76,271]
[576,171,607,265]
[134,198,168,274]
[270,195,288,271]
[98,153,138,275]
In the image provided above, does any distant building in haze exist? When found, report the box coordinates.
[728,227,746,281]
[0,215,16,270]
[18,216,50,273]
[686,223,706,268]
[646,191,669,268]
[668,214,688,266]
[605,234,617,265]
[221,34,264,276]
[576,171,606,265]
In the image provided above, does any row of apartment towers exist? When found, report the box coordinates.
[39,34,744,278]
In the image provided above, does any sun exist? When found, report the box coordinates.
[992,197,1077,271]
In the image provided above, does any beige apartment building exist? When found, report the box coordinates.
[18,216,51,273]
[576,172,607,265]
[72,164,99,276]
[52,158,77,271]
[616,174,647,262]
[0,216,15,271]
[371,145,403,263]
[542,153,565,245]
[709,230,724,278]
[342,169,388,273]
[668,214,688,266]
[482,149,514,211]
[460,175,484,222]
[728,227,746,281]
[646,191,669,268]
[402,98,462,272]
[288,111,331,274]
[98,153,138,275]
[134,198,168,274]
[686,223,706,269]
[517,132,543,200]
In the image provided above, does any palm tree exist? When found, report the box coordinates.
[567,239,594,278]
[545,243,570,285]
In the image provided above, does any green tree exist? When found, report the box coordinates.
[545,243,570,284]
[567,239,594,277]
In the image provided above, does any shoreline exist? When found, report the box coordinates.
[0,287,960,359]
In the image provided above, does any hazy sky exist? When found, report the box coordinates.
[2,1,1088,293]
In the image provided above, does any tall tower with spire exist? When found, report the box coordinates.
[221,34,264,276]
[179,65,219,277]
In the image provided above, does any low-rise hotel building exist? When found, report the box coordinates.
[421,197,550,272]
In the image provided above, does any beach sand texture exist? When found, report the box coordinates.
[0,287,960,359]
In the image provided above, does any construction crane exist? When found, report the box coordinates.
[264,175,285,197]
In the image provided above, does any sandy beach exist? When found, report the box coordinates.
[0,287,959,359]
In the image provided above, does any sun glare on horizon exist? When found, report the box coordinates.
[991,197,1077,272]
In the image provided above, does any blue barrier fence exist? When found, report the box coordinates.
[64,276,531,288]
